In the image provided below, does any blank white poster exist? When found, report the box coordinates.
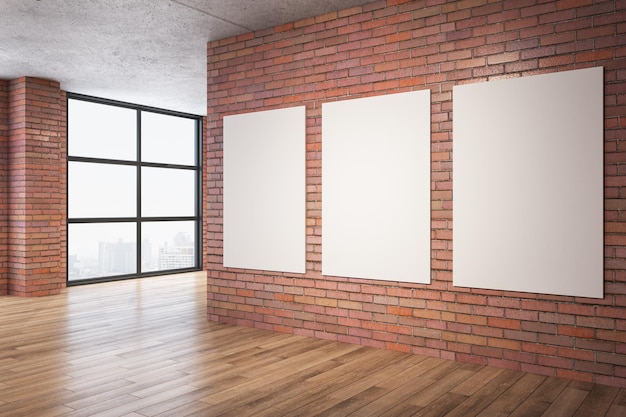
[322,91,431,283]
[223,106,306,274]
[453,67,603,298]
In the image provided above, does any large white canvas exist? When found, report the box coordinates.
[223,106,306,273]
[322,91,431,283]
[453,67,603,298]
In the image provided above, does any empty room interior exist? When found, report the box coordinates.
[1,0,626,416]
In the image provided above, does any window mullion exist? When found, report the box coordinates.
[137,109,142,275]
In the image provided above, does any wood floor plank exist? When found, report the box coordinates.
[572,384,619,417]
[315,350,417,401]
[476,372,546,417]
[36,405,77,417]
[413,392,469,417]
[87,385,204,417]
[0,389,74,417]
[450,365,504,396]
[374,357,450,390]
[160,379,285,416]
[64,394,141,417]
[306,346,405,386]
[0,272,624,417]
[205,360,342,417]
[346,375,438,417]
[279,354,426,416]
[508,376,569,417]
[238,341,364,380]
[339,357,465,417]
[408,365,477,407]
[151,400,216,417]
[222,368,361,417]
[289,386,390,417]
[606,404,626,417]
[378,402,424,417]
[254,350,416,417]
[540,385,590,417]
[64,378,136,406]
[613,388,626,406]
[198,343,362,406]
[443,369,525,417]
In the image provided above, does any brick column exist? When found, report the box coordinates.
[7,77,66,296]
[0,80,9,295]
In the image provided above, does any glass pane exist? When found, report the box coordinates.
[68,99,137,160]
[68,223,136,281]
[141,221,195,273]
[141,112,196,165]
[142,167,195,217]
[68,162,136,218]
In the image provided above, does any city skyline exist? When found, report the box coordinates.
[69,230,195,280]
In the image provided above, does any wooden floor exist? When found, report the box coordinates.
[0,273,624,417]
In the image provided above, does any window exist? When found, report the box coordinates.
[67,95,202,283]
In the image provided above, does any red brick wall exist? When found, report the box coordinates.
[6,77,66,296]
[0,80,9,295]
[202,116,210,278]
[206,0,626,386]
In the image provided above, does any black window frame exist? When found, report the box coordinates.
[66,93,203,285]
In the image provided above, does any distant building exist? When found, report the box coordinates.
[158,232,194,270]
[99,239,136,275]
[68,254,81,278]
[141,238,154,271]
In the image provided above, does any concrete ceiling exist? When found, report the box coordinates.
[0,0,378,115]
